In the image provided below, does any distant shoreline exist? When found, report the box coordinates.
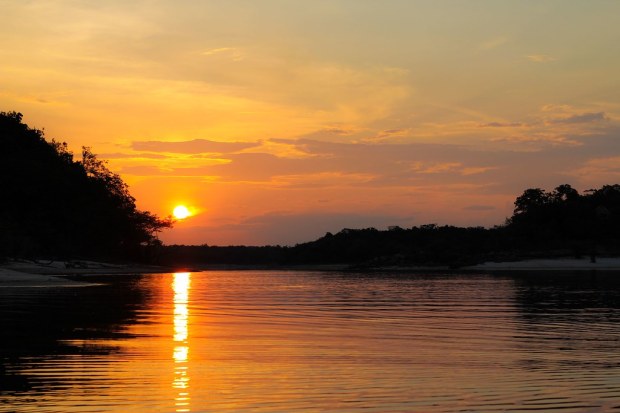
[3,256,620,287]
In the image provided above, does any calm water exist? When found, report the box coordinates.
[2,270,620,412]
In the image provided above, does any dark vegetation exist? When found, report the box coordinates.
[2,110,620,268]
[162,184,620,269]
[0,111,171,261]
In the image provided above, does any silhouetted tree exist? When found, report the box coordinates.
[513,188,550,215]
[551,184,579,203]
[0,111,172,260]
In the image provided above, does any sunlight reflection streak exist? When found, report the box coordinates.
[173,272,191,412]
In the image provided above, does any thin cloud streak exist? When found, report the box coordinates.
[526,54,556,63]
[132,139,260,154]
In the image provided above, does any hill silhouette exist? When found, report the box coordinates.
[0,111,171,261]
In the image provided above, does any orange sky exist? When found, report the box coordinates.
[2,1,620,245]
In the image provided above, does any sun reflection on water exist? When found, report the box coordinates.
[172,272,191,412]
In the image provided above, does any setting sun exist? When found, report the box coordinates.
[173,205,191,220]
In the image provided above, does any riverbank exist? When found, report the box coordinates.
[0,267,92,287]
[3,256,620,286]
[0,259,172,286]
[464,257,620,271]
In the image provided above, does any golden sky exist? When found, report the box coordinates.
[2,1,619,245]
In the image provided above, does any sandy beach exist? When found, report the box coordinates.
[0,267,91,287]
[0,259,169,287]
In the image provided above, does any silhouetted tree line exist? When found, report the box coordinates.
[3,111,619,267]
[162,184,620,268]
[506,184,620,254]
[0,111,171,260]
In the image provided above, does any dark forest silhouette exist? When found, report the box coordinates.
[2,111,620,267]
[161,188,620,269]
[0,111,171,261]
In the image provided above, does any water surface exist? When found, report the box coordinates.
[2,270,620,412]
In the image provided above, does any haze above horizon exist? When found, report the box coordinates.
[2,1,619,245]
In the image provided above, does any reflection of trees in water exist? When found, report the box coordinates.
[511,271,620,372]
[513,271,620,317]
[0,275,151,393]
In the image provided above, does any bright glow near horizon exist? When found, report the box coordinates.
[173,206,191,220]
[2,1,620,245]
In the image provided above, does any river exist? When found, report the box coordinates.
[2,270,620,412]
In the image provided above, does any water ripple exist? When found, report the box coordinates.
[2,271,620,412]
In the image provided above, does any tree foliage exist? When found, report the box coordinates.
[507,184,620,247]
[0,111,172,260]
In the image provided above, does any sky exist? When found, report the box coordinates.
[2,1,620,245]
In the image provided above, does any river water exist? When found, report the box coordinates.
[2,270,620,412]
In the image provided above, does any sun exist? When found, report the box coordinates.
[172,205,191,220]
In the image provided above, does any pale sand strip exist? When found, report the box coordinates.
[0,267,90,287]
[0,259,169,286]
[465,257,620,271]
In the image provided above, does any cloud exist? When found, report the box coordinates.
[489,135,582,147]
[381,129,406,135]
[121,138,502,186]
[569,156,620,185]
[132,139,260,154]
[120,159,230,176]
[125,131,620,244]
[461,167,497,176]
[463,205,496,211]
[142,129,620,245]
[526,54,556,63]
[412,162,463,174]
[410,162,495,176]
[369,128,411,141]
[540,105,609,124]
[201,47,244,61]
[99,152,168,159]
[550,112,608,124]
[479,37,509,50]
[270,172,378,189]
[121,165,168,176]
[297,127,361,141]
[479,122,523,128]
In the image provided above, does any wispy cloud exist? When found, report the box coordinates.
[461,166,497,176]
[412,162,463,174]
[99,152,168,159]
[489,135,582,147]
[526,54,556,63]
[370,128,410,141]
[569,156,620,185]
[463,205,496,211]
[479,122,524,128]
[132,139,260,154]
[201,47,244,61]
[550,112,607,124]
[479,36,509,50]
[411,162,495,176]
